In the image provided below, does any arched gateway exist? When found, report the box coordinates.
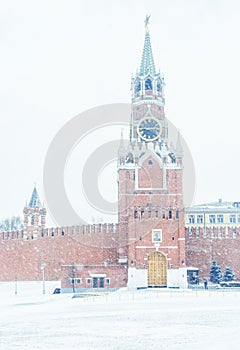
[148,251,167,287]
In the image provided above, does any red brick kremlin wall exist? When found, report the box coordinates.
[185,227,240,280]
[0,224,123,282]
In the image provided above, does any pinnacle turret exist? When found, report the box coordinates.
[176,131,184,157]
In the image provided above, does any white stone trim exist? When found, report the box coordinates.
[89,274,106,278]
[136,245,178,249]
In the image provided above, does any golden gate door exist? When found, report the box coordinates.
[148,251,167,287]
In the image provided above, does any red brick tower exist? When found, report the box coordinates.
[118,16,187,288]
[23,186,46,240]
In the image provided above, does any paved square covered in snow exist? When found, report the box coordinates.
[1,282,240,349]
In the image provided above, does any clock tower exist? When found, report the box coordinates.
[130,17,168,143]
[118,17,187,289]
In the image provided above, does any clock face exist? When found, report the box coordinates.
[137,117,162,141]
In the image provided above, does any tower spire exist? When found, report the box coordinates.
[140,15,156,76]
[28,186,42,208]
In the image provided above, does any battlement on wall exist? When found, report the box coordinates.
[185,226,240,239]
[0,222,119,241]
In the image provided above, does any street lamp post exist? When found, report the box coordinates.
[35,247,46,294]
[15,276,17,295]
[41,261,46,294]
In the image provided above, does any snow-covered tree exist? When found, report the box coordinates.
[222,266,235,282]
[210,260,222,284]
[0,216,23,232]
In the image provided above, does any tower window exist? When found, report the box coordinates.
[176,210,179,219]
[148,160,153,166]
[162,210,165,219]
[134,209,138,219]
[145,78,152,90]
[197,215,203,224]
[126,153,134,164]
[157,79,162,92]
[140,209,144,219]
[155,211,159,219]
[169,210,172,219]
[135,79,141,93]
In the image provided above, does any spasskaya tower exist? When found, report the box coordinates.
[118,16,187,289]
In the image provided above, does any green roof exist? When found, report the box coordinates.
[139,29,156,76]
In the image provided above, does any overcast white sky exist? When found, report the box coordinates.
[1,0,240,225]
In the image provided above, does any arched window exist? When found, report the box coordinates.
[134,208,138,219]
[145,78,152,90]
[126,153,134,163]
[148,159,153,166]
[157,79,162,92]
[135,79,141,93]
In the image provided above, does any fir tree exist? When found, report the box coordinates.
[222,267,235,282]
[210,260,222,284]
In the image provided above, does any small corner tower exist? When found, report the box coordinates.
[23,186,46,239]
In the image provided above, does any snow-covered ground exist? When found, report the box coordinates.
[1,282,240,350]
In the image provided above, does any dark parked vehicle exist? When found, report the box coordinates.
[53,288,61,294]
